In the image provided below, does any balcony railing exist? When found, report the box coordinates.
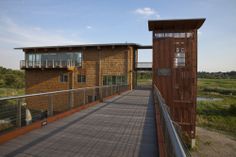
[153,85,190,157]
[0,84,129,135]
[20,60,81,69]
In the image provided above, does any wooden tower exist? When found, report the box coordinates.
[148,19,205,143]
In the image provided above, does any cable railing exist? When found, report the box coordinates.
[20,59,82,69]
[0,84,129,135]
[153,85,190,157]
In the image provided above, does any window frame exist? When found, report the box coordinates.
[77,74,86,83]
[59,73,69,83]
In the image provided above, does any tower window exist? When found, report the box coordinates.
[174,48,185,67]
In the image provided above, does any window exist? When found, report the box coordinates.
[112,76,116,85]
[174,48,185,68]
[103,75,127,85]
[154,32,193,39]
[103,76,112,85]
[60,73,68,82]
[26,52,83,67]
[77,75,86,83]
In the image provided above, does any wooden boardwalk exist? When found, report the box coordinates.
[0,90,158,157]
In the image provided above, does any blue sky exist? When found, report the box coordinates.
[0,0,235,72]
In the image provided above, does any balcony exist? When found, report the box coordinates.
[20,60,81,69]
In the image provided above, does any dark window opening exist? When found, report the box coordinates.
[103,75,127,85]
[60,73,68,82]
[78,75,86,83]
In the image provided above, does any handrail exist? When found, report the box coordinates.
[0,85,123,101]
[0,84,129,135]
[153,85,188,157]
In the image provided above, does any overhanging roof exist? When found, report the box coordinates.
[15,43,142,50]
[148,18,206,31]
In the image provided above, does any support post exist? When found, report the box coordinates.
[118,85,120,95]
[16,99,21,128]
[93,88,95,101]
[83,89,86,105]
[48,95,53,116]
[110,85,112,96]
[100,86,103,102]
[69,91,74,109]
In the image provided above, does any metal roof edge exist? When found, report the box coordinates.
[14,43,142,50]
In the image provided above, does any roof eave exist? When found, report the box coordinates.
[15,43,141,50]
[148,18,206,31]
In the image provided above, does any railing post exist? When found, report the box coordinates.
[69,91,74,109]
[110,85,112,96]
[93,88,95,101]
[46,60,48,68]
[118,85,120,95]
[48,95,53,116]
[16,99,21,128]
[100,86,103,102]
[106,86,108,97]
[83,89,86,105]
[53,60,55,68]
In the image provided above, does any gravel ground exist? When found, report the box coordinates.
[191,127,236,157]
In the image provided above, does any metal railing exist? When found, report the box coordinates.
[153,85,190,157]
[0,84,129,135]
[20,60,82,69]
[136,62,152,69]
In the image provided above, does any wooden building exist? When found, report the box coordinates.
[148,19,205,143]
[16,43,141,113]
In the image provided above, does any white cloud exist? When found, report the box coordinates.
[134,7,160,18]
[0,16,83,47]
[86,26,92,29]
[0,16,84,69]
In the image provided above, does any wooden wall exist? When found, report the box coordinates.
[152,30,197,139]
[24,46,135,112]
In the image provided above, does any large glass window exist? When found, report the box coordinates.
[26,52,82,67]
[103,75,127,85]
[154,32,193,39]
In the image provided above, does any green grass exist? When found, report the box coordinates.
[0,88,24,98]
[137,79,152,85]
[197,79,236,138]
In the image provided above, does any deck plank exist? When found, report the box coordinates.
[0,90,158,157]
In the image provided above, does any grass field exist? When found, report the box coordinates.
[137,79,152,85]
[0,88,24,98]
[197,79,236,138]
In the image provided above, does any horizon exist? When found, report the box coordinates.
[0,0,236,72]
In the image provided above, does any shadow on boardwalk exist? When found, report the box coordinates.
[0,90,158,157]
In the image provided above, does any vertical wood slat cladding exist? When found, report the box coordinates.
[153,32,197,138]
[150,19,205,139]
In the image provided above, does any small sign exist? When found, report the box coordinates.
[41,120,48,126]
[157,68,171,76]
